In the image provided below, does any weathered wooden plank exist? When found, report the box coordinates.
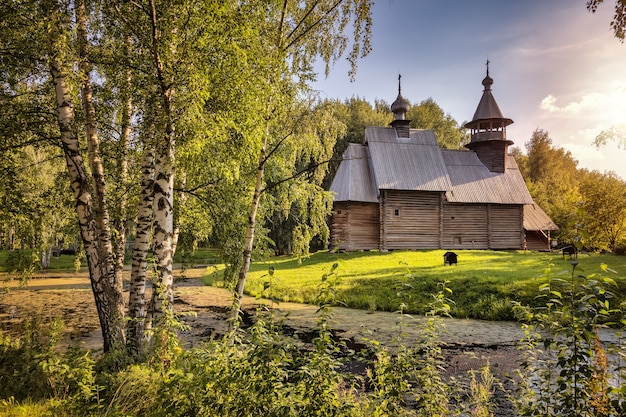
[332,202,379,250]
[382,191,442,250]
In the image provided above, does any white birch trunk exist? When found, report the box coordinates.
[49,56,124,351]
[127,146,155,354]
[150,135,175,322]
[233,132,268,323]
[75,0,125,348]
[114,57,132,283]
[147,0,176,324]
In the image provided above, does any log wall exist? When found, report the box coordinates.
[331,202,379,250]
[332,194,526,251]
[489,205,524,249]
[380,190,443,250]
[442,204,489,249]
[442,203,524,250]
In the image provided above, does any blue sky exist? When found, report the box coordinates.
[312,0,626,179]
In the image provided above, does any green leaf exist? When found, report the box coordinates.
[603,276,618,286]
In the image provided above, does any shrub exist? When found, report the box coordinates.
[511,260,626,416]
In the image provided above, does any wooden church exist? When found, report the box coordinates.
[329,68,558,252]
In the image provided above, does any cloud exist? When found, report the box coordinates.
[539,92,605,114]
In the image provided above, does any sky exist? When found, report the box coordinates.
[312,0,626,179]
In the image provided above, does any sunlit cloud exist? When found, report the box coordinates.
[539,84,626,133]
[540,92,605,114]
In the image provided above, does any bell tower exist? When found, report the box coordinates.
[464,62,514,173]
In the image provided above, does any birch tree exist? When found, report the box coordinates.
[45,2,126,351]
[232,0,373,322]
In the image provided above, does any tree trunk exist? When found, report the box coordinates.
[49,55,124,351]
[75,0,125,349]
[150,134,176,322]
[147,0,176,324]
[232,129,268,324]
[114,48,133,283]
[127,145,155,355]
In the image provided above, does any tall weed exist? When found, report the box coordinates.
[512,259,626,416]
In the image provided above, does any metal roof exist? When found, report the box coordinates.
[331,127,535,207]
[523,203,559,231]
[442,150,534,204]
[329,143,378,203]
[465,73,513,129]
[366,127,453,191]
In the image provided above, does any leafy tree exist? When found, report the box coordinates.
[579,170,626,251]
[0,0,127,350]
[407,97,468,149]
[232,0,373,322]
[265,99,346,257]
[518,129,582,243]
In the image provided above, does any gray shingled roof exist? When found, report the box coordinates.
[524,203,559,231]
[442,150,534,204]
[329,143,378,202]
[331,126,534,206]
[366,127,452,191]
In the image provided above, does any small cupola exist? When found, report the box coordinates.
[464,62,514,173]
[390,74,411,138]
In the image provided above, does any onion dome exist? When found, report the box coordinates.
[391,74,410,120]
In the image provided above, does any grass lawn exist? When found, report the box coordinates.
[0,247,222,274]
[206,249,626,320]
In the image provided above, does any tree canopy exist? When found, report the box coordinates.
[0,0,374,350]
[513,129,626,250]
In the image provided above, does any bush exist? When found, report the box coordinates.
[0,318,99,413]
[511,260,626,416]
[2,250,39,274]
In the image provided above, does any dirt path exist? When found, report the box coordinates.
[1,269,525,378]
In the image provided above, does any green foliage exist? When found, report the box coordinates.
[407,98,469,149]
[578,170,626,252]
[515,129,626,250]
[0,318,99,411]
[512,259,626,416]
[2,249,39,275]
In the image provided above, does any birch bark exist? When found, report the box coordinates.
[75,0,125,348]
[114,50,133,282]
[48,53,124,352]
[127,145,155,354]
[233,128,268,323]
[147,0,176,323]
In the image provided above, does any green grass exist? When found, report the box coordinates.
[174,247,222,265]
[206,249,626,320]
[0,249,79,272]
[0,247,223,273]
